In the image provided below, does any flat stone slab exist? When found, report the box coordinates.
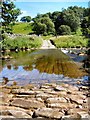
[69,94,86,105]
[0,115,15,118]
[12,89,36,95]
[8,110,32,118]
[36,93,56,99]
[35,107,64,119]
[47,103,75,109]
[54,86,67,91]
[46,97,67,103]
[11,98,45,109]
[77,112,90,119]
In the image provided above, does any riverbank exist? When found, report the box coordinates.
[0,83,89,119]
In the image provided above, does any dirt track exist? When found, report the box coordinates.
[41,40,55,49]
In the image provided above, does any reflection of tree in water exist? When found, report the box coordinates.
[3,49,87,79]
[34,51,86,78]
[3,77,9,84]
[23,65,33,71]
[13,65,18,70]
[7,65,11,70]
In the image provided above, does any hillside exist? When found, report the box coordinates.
[12,22,34,35]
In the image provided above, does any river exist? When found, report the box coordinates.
[0,49,87,86]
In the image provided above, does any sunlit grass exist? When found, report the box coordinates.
[51,35,88,48]
[12,22,34,34]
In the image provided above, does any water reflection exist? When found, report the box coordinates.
[0,49,86,85]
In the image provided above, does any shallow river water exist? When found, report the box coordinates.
[0,49,87,85]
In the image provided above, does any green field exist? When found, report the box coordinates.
[12,22,34,34]
[51,35,88,48]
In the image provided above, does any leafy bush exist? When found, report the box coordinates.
[58,25,71,35]
[1,35,42,50]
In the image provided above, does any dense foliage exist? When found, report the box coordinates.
[1,0,89,37]
[1,0,21,33]
[32,6,89,36]
[20,16,31,22]
[1,1,89,49]
[32,16,55,35]
[58,25,71,35]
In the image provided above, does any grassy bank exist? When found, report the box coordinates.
[51,35,88,48]
[12,22,34,35]
[1,35,42,50]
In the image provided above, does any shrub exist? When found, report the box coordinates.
[1,35,42,50]
[58,25,71,35]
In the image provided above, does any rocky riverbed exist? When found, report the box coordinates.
[0,83,90,119]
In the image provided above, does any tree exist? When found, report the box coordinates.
[67,6,85,21]
[81,17,90,37]
[1,0,21,33]
[58,25,71,35]
[20,16,31,22]
[62,9,80,32]
[33,16,55,35]
[51,11,61,22]
[33,22,47,35]
[54,7,81,33]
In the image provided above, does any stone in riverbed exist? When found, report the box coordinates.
[12,89,36,95]
[68,108,87,115]
[8,110,32,118]
[36,93,56,100]
[54,86,67,91]
[15,94,35,98]
[77,111,90,119]
[35,107,64,119]
[11,98,45,109]
[69,94,86,105]
[47,103,75,109]
[61,115,79,120]
[46,97,67,104]
[0,115,15,118]
[0,110,11,116]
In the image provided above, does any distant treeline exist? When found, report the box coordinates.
[30,6,89,36]
[1,0,90,37]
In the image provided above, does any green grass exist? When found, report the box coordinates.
[12,22,34,34]
[41,35,54,40]
[1,35,42,50]
[51,35,88,48]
